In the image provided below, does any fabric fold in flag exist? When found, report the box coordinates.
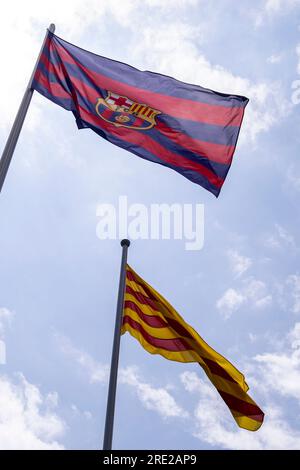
[122,265,264,431]
[32,31,249,197]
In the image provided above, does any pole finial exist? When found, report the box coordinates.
[48,24,55,33]
[120,239,130,247]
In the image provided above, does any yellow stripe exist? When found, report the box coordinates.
[122,324,198,362]
[232,412,263,432]
[125,293,168,322]
[124,307,183,340]
[209,375,259,406]
[126,278,153,299]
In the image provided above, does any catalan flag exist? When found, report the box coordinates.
[32,31,248,197]
[122,265,264,431]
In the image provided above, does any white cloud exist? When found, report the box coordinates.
[54,333,109,383]
[265,0,300,14]
[181,371,300,449]
[249,332,258,343]
[227,250,252,277]
[277,274,300,315]
[120,366,188,418]
[0,0,144,131]
[216,278,272,318]
[267,54,283,64]
[130,23,290,142]
[0,307,14,336]
[45,391,59,409]
[0,0,290,145]
[0,373,65,449]
[289,322,300,348]
[264,224,295,249]
[296,43,300,75]
[145,0,197,7]
[286,165,300,192]
[255,0,300,25]
[71,404,92,420]
[244,278,268,301]
[57,324,300,449]
[286,275,300,314]
[255,322,300,400]
[254,295,272,309]
[178,321,300,449]
[216,288,246,318]
[56,334,187,420]
[0,308,14,365]
[275,224,295,246]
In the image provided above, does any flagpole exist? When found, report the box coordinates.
[103,239,130,450]
[0,23,55,193]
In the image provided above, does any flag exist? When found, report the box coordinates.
[122,265,264,431]
[32,31,249,197]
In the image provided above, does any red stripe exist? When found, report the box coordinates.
[52,38,245,128]
[38,52,69,86]
[126,285,160,311]
[123,315,191,352]
[34,70,71,99]
[156,120,234,165]
[126,279,195,340]
[124,300,168,328]
[218,390,264,422]
[200,358,236,384]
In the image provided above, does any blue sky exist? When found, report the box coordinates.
[0,0,300,450]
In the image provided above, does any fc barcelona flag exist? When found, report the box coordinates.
[123,265,264,431]
[33,31,249,197]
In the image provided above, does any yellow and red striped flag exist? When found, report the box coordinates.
[122,265,264,431]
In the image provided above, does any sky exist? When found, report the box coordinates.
[0,0,300,450]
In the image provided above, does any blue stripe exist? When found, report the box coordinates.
[32,79,74,111]
[146,129,229,179]
[35,61,74,97]
[50,32,248,109]
[41,50,241,147]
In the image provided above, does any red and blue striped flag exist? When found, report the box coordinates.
[33,31,249,197]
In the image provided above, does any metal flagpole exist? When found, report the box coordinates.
[103,239,130,450]
[0,23,55,193]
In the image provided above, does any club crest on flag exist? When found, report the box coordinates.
[95,91,161,130]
